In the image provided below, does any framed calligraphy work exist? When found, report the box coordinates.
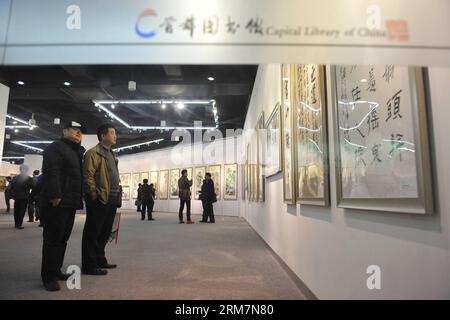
[281,64,296,204]
[293,64,330,206]
[331,65,433,214]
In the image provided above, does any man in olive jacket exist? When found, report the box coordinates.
[81,124,119,275]
[178,169,193,224]
[41,121,86,292]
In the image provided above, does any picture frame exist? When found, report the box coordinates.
[132,172,140,199]
[256,112,265,202]
[140,172,149,184]
[119,173,131,187]
[281,64,296,204]
[331,65,433,214]
[121,186,130,201]
[241,163,246,201]
[293,64,330,206]
[207,165,222,200]
[149,171,158,199]
[169,169,180,199]
[194,166,206,200]
[158,170,169,200]
[224,164,238,200]
[265,102,282,178]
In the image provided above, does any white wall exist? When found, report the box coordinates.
[240,65,450,299]
[0,83,9,161]
[117,135,242,216]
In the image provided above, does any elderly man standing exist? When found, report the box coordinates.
[82,124,120,276]
[40,121,86,292]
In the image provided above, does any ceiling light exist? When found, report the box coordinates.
[128,81,137,91]
[111,104,115,109]
[17,81,25,85]
[14,129,19,133]
[64,81,71,86]
[207,77,215,81]
[13,121,17,124]
[113,138,164,152]
[360,79,368,83]
[177,102,185,109]
[54,118,60,125]
[11,142,44,152]
[161,104,166,109]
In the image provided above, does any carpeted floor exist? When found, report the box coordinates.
[0,210,305,300]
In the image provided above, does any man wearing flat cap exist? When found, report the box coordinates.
[40,121,86,292]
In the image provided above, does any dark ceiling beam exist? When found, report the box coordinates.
[8,83,253,101]
[162,65,183,81]
[61,66,96,81]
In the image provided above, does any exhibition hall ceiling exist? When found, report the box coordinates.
[0,65,257,160]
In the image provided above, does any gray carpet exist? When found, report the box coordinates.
[0,210,305,300]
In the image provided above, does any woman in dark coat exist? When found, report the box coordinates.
[199,172,215,223]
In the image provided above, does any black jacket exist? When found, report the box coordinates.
[138,184,155,202]
[41,138,86,209]
[200,179,215,203]
[10,174,34,200]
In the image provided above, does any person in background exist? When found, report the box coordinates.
[27,170,41,222]
[178,169,194,224]
[82,124,119,276]
[4,176,12,213]
[136,183,142,212]
[10,164,34,229]
[40,121,86,291]
[138,179,155,221]
[199,172,215,223]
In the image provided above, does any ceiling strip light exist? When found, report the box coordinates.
[95,103,131,128]
[11,141,53,144]
[11,142,44,152]
[113,138,164,152]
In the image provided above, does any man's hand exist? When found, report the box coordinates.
[90,191,97,201]
[50,198,61,207]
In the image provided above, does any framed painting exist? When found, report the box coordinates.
[158,170,169,200]
[293,64,330,206]
[224,164,238,200]
[265,103,282,178]
[169,169,180,199]
[194,166,206,200]
[207,165,221,200]
[132,173,140,199]
[281,64,296,204]
[256,112,265,202]
[331,65,433,214]
[241,163,246,201]
[183,167,193,181]
[119,173,131,187]
[149,171,158,199]
[140,172,149,184]
[121,186,130,201]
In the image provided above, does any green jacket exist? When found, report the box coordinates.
[83,144,119,204]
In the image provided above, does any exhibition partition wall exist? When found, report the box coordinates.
[118,136,242,216]
[240,64,450,299]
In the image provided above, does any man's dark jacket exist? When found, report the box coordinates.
[200,179,215,203]
[138,183,155,202]
[41,138,86,209]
